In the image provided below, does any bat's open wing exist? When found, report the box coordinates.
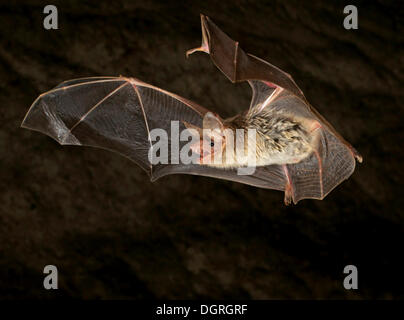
[22,77,204,177]
[187,14,362,203]
[21,77,285,192]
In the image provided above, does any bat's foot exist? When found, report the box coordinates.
[284,185,293,206]
[351,147,363,163]
[282,164,293,205]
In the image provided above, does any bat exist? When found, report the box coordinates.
[21,14,362,205]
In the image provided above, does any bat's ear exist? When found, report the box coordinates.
[203,112,224,134]
[183,121,203,138]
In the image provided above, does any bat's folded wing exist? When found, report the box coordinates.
[187,15,306,101]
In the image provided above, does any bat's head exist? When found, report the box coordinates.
[183,112,226,165]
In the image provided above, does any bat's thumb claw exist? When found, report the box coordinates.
[186,47,200,58]
[186,45,209,58]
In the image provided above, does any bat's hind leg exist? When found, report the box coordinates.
[282,165,293,205]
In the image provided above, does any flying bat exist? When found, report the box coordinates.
[21,14,362,205]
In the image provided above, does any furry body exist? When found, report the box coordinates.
[206,108,315,168]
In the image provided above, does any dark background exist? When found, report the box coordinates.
[0,0,403,299]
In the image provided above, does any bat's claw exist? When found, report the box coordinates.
[282,165,294,205]
[186,44,209,58]
[352,148,363,163]
[284,184,293,206]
